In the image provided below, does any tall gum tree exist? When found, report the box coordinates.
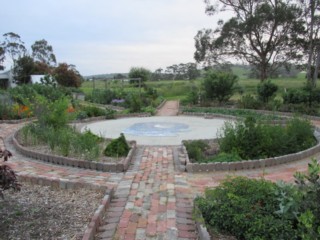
[300,0,320,86]
[31,39,56,67]
[195,0,306,81]
[2,32,26,66]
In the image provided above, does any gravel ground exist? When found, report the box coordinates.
[0,183,104,240]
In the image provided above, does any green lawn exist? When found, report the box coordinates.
[80,72,307,101]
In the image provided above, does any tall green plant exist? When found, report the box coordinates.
[294,159,320,239]
[203,71,238,104]
[31,95,72,129]
[257,81,278,103]
[218,117,316,160]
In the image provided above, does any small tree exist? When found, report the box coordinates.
[54,63,82,88]
[13,55,35,84]
[257,81,278,103]
[202,71,238,104]
[128,67,151,85]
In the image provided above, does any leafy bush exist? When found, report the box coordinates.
[9,84,68,104]
[124,93,142,113]
[195,159,320,239]
[195,177,297,240]
[294,159,320,239]
[89,89,115,105]
[184,140,209,162]
[257,81,278,103]
[202,71,238,104]
[238,94,262,109]
[31,96,71,129]
[104,133,130,157]
[283,87,320,111]
[79,105,106,118]
[283,88,309,104]
[0,103,15,120]
[208,151,242,163]
[218,117,316,160]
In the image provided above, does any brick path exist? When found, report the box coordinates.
[1,101,319,239]
[156,101,179,116]
[96,146,196,240]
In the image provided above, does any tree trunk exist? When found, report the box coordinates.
[313,47,320,87]
[307,0,316,84]
[260,64,268,82]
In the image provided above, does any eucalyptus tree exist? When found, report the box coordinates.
[195,0,306,81]
[300,0,320,86]
[2,32,26,65]
[31,39,56,66]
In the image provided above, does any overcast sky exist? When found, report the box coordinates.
[2,0,228,76]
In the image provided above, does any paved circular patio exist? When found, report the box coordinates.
[81,116,229,145]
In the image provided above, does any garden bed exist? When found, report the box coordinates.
[13,130,136,172]
[180,124,320,172]
[0,182,105,239]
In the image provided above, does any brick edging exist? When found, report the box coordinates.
[82,188,115,240]
[0,117,36,124]
[13,130,136,173]
[156,99,167,110]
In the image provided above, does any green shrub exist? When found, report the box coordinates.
[257,81,278,103]
[184,140,209,162]
[294,159,320,239]
[195,160,320,239]
[195,177,297,240]
[208,151,242,163]
[89,89,115,104]
[202,71,238,104]
[80,105,106,118]
[104,133,130,157]
[142,106,156,115]
[238,94,261,109]
[9,84,68,104]
[218,117,316,160]
[286,118,316,153]
[72,129,101,160]
[125,93,142,113]
[32,96,71,129]
[283,87,320,111]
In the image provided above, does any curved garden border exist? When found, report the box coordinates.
[10,113,152,173]
[179,110,320,173]
[12,130,137,173]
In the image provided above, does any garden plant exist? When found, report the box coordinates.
[195,159,320,239]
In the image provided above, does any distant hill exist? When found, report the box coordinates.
[84,73,128,80]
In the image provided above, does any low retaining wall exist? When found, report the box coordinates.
[13,131,136,173]
[0,117,36,124]
[82,188,114,240]
[182,128,320,173]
